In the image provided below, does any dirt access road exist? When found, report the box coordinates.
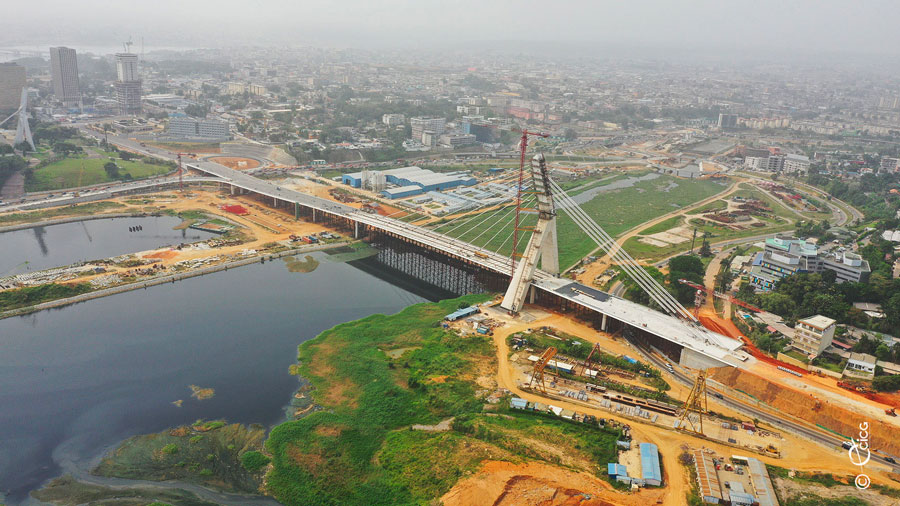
[575,179,743,284]
[450,308,898,506]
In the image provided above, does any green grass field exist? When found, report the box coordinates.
[639,216,683,235]
[26,156,173,191]
[556,175,727,268]
[429,174,727,269]
[264,296,622,505]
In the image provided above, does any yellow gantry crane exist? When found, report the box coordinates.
[678,369,709,435]
[529,346,557,393]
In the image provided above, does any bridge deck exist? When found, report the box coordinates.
[188,161,745,366]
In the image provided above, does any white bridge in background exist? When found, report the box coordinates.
[182,157,747,370]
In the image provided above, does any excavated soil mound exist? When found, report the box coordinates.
[441,461,662,506]
[208,156,261,170]
[710,367,900,456]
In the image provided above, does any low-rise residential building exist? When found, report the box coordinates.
[844,352,877,379]
[439,133,476,148]
[382,113,404,126]
[792,315,836,357]
[783,153,810,174]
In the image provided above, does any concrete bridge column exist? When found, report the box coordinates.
[528,286,535,304]
[294,202,300,220]
[273,196,277,207]
[230,184,235,195]
[312,209,317,223]
[354,221,359,239]
[601,313,608,331]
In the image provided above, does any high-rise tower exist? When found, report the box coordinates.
[114,52,141,114]
[50,46,81,108]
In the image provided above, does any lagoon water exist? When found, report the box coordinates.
[0,216,216,276]
[0,250,436,502]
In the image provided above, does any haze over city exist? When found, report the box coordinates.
[2,2,900,506]
[5,0,900,58]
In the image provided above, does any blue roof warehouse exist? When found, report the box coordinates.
[342,166,477,199]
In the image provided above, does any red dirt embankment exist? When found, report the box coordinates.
[698,314,807,375]
[710,367,900,456]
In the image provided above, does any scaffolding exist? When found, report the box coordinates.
[677,369,709,435]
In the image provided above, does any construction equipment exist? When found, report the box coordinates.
[678,278,762,313]
[175,153,197,192]
[677,369,709,435]
[501,152,559,313]
[529,346,557,393]
[73,160,85,197]
[509,128,550,277]
[579,343,605,377]
[887,408,897,417]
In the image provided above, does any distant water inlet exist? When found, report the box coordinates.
[0,216,215,276]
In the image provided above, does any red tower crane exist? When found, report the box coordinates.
[174,153,197,192]
[510,128,550,276]
[677,278,762,313]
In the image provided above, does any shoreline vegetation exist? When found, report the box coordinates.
[32,295,625,505]
[263,295,623,505]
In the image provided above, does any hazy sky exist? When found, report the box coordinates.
[5,0,900,57]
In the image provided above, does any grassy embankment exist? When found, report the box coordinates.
[264,295,622,505]
[431,174,725,269]
[0,201,127,226]
[92,421,267,493]
[766,464,900,505]
[0,283,92,312]
[27,154,173,192]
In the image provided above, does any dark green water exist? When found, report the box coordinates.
[0,250,441,503]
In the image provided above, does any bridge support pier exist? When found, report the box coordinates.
[273,196,277,207]
[601,313,608,331]
[230,184,235,196]
[312,209,317,223]
[294,202,300,220]
[354,221,359,239]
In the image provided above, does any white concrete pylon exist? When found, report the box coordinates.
[501,153,557,313]
[13,89,35,151]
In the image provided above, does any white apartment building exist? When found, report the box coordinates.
[744,156,766,170]
[783,153,811,174]
[411,117,445,143]
[382,113,405,127]
[791,315,836,357]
